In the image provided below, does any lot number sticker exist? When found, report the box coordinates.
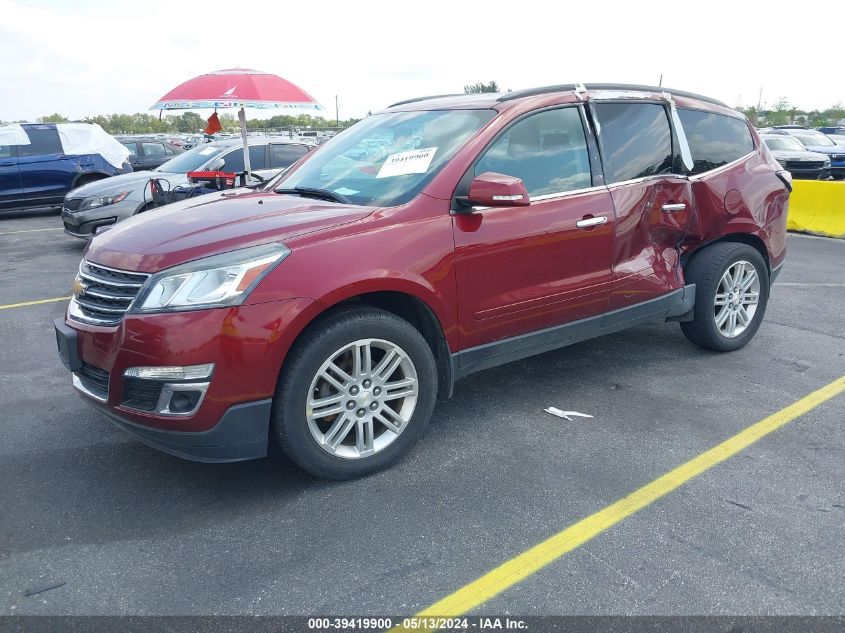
[376,147,437,179]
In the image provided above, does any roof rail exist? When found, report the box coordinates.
[388,93,466,108]
[497,83,729,108]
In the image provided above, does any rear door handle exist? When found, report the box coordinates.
[576,216,608,229]
[662,202,687,213]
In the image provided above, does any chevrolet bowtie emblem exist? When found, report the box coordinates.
[72,276,87,298]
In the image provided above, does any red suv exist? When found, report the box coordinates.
[54,84,791,479]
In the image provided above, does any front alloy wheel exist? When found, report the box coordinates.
[273,308,437,479]
[306,339,418,459]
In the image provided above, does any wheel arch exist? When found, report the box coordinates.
[682,232,771,275]
[71,171,111,190]
[280,285,455,400]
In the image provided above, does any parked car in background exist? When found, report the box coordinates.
[0,123,131,212]
[118,137,184,171]
[54,84,790,479]
[761,134,830,179]
[61,137,314,238]
[816,126,845,135]
[764,126,845,179]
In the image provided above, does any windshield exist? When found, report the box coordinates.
[271,109,495,206]
[791,132,835,147]
[154,143,227,173]
[764,136,804,151]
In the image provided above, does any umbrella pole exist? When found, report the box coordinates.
[237,107,252,180]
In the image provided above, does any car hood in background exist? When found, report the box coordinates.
[770,150,829,162]
[85,191,375,272]
[67,170,190,199]
[802,145,845,157]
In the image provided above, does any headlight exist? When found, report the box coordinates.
[79,192,129,210]
[823,158,831,167]
[133,243,290,312]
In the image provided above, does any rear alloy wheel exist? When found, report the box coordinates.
[273,308,437,479]
[680,243,770,352]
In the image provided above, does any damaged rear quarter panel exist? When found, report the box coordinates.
[682,149,789,271]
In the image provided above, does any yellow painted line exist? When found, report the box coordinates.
[0,296,71,311]
[401,376,845,626]
[0,227,63,236]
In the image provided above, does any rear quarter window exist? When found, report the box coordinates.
[19,127,62,157]
[678,109,754,174]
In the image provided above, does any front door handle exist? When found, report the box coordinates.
[576,216,608,229]
[662,202,687,213]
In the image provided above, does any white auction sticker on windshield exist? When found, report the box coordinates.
[376,147,437,179]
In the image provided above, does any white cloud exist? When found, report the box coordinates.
[1,0,842,123]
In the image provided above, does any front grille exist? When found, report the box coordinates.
[122,377,164,412]
[78,363,110,399]
[74,260,150,325]
[64,198,83,212]
[786,161,824,170]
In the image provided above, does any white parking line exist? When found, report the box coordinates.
[775,283,845,287]
[0,227,63,236]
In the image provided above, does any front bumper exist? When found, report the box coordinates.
[61,199,140,239]
[54,296,317,462]
[93,397,272,462]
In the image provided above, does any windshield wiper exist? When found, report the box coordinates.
[275,186,351,204]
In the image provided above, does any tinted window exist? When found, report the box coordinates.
[678,109,754,174]
[121,142,138,156]
[221,145,267,172]
[594,103,672,183]
[0,145,12,159]
[475,107,591,196]
[141,142,166,157]
[270,143,310,168]
[19,127,62,156]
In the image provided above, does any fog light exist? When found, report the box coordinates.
[123,364,214,380]
[168,390,203,414]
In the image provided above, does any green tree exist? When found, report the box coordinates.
[37,113,69,123]
[464,81,499,94]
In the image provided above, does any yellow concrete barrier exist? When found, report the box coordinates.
[788,180,845,238]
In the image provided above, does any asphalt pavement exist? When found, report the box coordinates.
[0,212,843,617]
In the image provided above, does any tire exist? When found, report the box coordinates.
[272,308,438,479]
[831,173,845,181]
[680,242,770,352]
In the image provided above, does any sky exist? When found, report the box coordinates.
[1,0,842,124]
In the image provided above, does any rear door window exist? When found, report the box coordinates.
[474,107,592,196]
[677,109,754,174]
[270,143,310,168]
[221,145,267,172]
[592,103,673,183]
[141,142,166,157]
[19,127,63,157]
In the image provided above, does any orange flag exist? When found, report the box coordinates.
[204,112,222,135]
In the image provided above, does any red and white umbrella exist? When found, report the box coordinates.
[150,68,323,176]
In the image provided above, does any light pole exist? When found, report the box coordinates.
[335,95,339,128]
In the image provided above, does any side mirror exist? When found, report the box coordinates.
[207,157,225,171]
[461,172,530,208]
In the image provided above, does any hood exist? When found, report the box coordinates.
[85,190,374,272]
[67,170,190,199]
[771,149,829,161]
[802,145,844,156]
